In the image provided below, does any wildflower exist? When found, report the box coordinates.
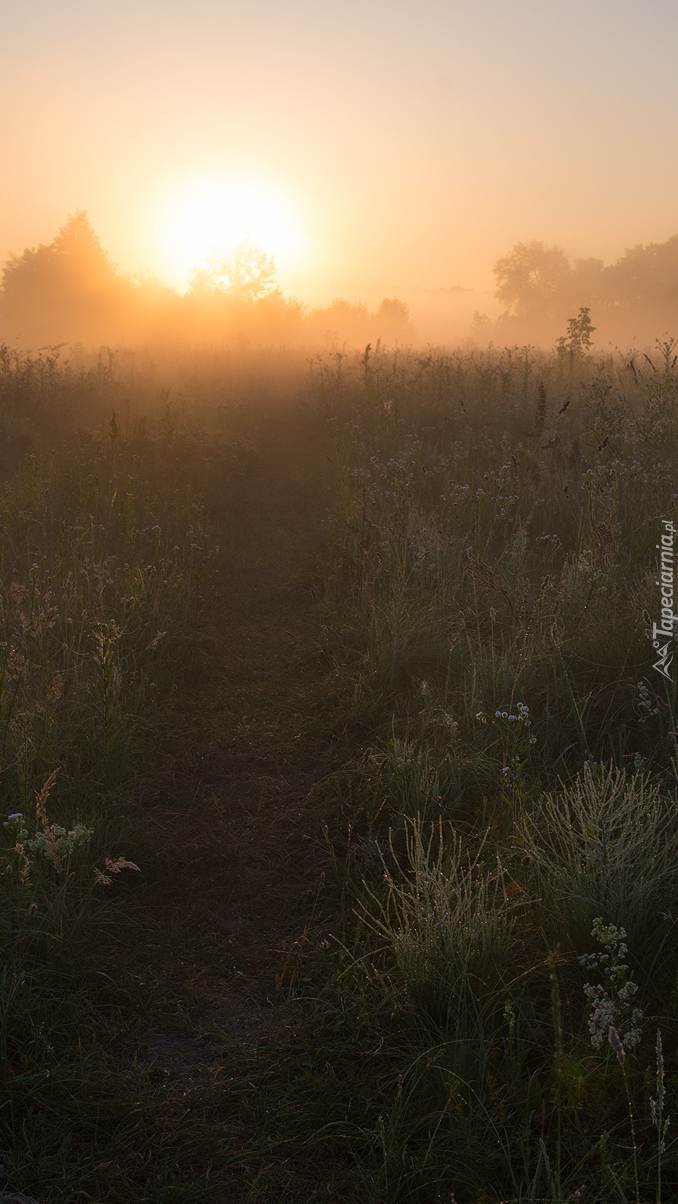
[580,919,643,1052]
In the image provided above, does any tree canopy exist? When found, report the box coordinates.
[493,233,678,338]
[0,216,294,345]
[1,211,134,343]
[188,236,278,302]
[493,241,572,321]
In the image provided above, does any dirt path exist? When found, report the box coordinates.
[132,400,339,1069]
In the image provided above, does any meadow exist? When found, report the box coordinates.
[0,333,677,1203]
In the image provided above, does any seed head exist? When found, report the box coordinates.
[608,1025,626,1065]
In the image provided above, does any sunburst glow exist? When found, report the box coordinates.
[155,178,306,288]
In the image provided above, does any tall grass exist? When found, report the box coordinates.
[0,346,243,1200]
[306,338,678,1200]
[312,339,678,781]
[3,334,678,1200]
[0,409,213,809]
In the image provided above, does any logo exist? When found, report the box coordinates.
[653,638,673,682]
[647,519,676,681]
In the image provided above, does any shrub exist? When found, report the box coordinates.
[516,762,678,952]
[362,816,522,1030]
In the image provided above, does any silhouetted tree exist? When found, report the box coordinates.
[323,298,370,323]
[374,297,410,327]
[493,231,678,340]
[306,297,373,344]
[1,211,133,343]
[188,236,277,302]
[494,240,572,321]
[602,234,678,314]
[568,257,605,310]
[556,307,596,368]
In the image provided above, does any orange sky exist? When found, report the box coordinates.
[3,0,678,305]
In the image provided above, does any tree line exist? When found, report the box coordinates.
[491,235,678,342]
[0,212,410,347]
[3,212,678,347]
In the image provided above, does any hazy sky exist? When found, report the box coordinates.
[2,0,678,302]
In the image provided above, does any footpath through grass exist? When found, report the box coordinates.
[0,358,348,1202]
[3,340,678,1203]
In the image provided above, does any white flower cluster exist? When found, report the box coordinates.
[28,823,93,861]
[4,812,93,867]
[579,918,643,1052]
[492,702,537,744]
[503,998,516,1039]
[495,702,530,722]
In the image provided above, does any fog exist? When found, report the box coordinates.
[3,213,678,354]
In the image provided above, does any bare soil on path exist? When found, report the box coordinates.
[129,400,340,1085]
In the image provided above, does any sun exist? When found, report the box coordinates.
[155,178,306,288]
